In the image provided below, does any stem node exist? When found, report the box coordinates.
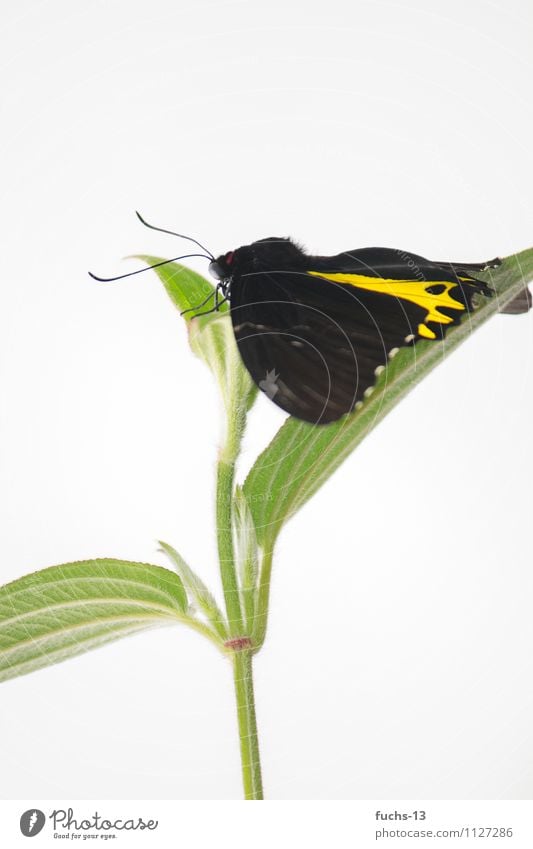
[224,636,253,651]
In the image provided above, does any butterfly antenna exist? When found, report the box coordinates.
[135,211,215,259]
[88,253,211,283]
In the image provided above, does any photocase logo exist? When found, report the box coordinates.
[259,369,280,399]
[18,806,159,838]
[20,809,45,837]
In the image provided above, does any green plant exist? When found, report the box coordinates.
[1,247,532,799]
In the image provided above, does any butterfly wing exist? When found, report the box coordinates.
[229,248,493,424]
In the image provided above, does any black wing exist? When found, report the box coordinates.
[316,246,501,277]
[230,249,493,424]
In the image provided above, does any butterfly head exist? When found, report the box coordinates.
[209,250,238,292]
[209,238,304,286]
[201,238,306,318]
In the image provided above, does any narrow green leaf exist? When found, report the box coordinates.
[158,541,228,640]
[139,257,257,437]
[0,559,221,683]
[244,247,533,550]
[188,314,257,444]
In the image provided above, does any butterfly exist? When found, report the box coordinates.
[206,238,503,423]
[89,214,529,425]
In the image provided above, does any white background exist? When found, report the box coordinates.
[0,0,532,800]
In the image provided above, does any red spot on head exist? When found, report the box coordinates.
[225,251,234,265]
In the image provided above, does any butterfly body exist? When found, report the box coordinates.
[208,238,498,424]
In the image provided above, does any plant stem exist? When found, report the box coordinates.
[214,359,263,794]
[232,648,263,799]
[216,457,243,635]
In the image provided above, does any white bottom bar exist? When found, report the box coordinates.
[2,800,533,847]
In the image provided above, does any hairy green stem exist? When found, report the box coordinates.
[216,458,244,635]
[216,400,265,794]
[232,649,263,799]
[216,391,249,636]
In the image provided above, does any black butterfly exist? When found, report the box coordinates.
[90,215,529,425]
[206,238,502,423]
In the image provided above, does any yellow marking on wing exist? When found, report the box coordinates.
[417,323,437,340]
[307,271,465,330]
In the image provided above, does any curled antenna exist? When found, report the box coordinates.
[135,211,215,259]
[88,253,211,283]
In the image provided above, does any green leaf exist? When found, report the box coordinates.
[244,247,533,550]
[140,256,257,456]
[0,559,222,683]
[140,255,256,415]
[158,541,228,640]
[188,313,257,441]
